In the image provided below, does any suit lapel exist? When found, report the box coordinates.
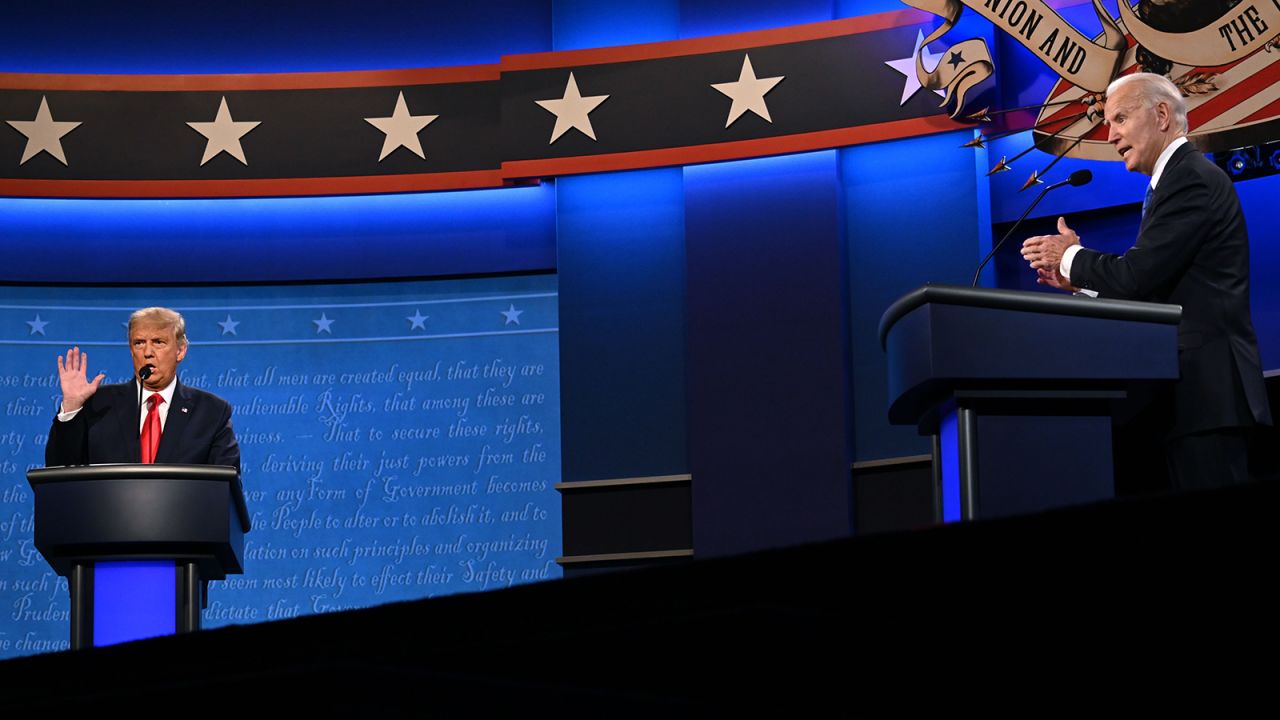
[116,381,143,463]
[1142,143,1195,230]
[155,380,194,464]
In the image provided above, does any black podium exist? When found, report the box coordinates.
[879,285,1181,522]
[26,464,250,649]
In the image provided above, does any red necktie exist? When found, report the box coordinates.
[141,394,164,464]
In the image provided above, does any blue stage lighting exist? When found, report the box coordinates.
[1229,151,1248,176]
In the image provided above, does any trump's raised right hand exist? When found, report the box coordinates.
[57,347,105,413]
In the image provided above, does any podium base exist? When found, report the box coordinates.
[70,560,203,649]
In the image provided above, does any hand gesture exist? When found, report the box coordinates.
[57,347,105,413]
[1036,267,1077,293]
[1021,216,1080,272]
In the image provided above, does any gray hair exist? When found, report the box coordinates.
[1106,72,1188,134]
[128,307,188,347]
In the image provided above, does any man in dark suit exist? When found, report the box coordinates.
[45,307,240,472]
[1021,72,1271,491]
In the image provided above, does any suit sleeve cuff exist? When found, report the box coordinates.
[1061,243,1083,281]
[57,405,81,422]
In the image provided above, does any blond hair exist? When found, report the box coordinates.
[128,307,188,347]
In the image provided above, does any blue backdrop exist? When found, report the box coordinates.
[0,276,561,657]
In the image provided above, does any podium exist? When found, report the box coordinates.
[26,464,250,649]
[879,285,1181,522]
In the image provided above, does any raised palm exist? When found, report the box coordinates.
[57,346,106,413]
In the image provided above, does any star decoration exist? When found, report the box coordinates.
[500,304,523,325]
[6,96,82,166]
[883,30,947,106]
[187,96,261,166]
[26,314,49,336]
[217,314,240,336]
[406,309,428,330]
[711,54,784,127]
[365,91,438,162]
[313,313,335,334]
[948,51,965,68]
[535,72,609,144]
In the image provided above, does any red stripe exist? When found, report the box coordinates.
[0,116,960,198]
[0,65,500,92]
[1083,123,1108,141]
[1018,116,1107,144]
[0,170,505,199]
[0,3,1110,93]
[501,116,964,178]
[1039,101,1089,128]
[1189,56,1280,128]
[0,12,936,92]
[502,12,933,71]
[1046,81,1076,103]
[0,116,960,199]
[1184,55,1250,77]
[1239,94,1280,125]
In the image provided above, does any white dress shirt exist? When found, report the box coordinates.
[57,376,178,433]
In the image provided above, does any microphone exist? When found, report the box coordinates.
[1064,169,1093,187]
[137,364,155,434]
[971,169,1093,288]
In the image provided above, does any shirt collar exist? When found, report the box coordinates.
[1150,135,1188,189]
[140,375,178,407]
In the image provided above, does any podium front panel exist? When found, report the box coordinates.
[92,561,177,646]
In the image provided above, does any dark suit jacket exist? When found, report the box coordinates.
[1071,142,1272,438]
[45,380,240,472]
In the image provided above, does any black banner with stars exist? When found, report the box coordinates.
[0,11,965,199]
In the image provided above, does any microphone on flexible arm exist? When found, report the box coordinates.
[137,364,155,433]
[971,169,1093,288]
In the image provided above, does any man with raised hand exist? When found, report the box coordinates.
[46,306,240,472]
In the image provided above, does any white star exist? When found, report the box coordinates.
[500,304,523,325]
[313,313,335,334]
[365,91,439,162]
[711,54,784,128]
[187,97,261,166]
[26,314,49,336]
[883,30,947,106]
[6,97,82,166]
[217,314,240,336]
[535,72,609,144]
[406,309,428,330]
